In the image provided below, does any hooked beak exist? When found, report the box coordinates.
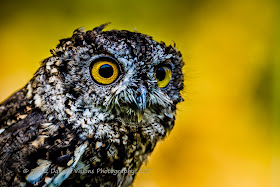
[135,85,147,123]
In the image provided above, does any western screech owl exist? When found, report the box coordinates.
[0,23,184,187]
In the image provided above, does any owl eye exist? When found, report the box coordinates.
[155,66,172,88]
[91,59,119,85]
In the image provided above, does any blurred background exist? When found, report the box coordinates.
[0,0,278,186]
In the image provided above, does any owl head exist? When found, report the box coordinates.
[30,23,184,137]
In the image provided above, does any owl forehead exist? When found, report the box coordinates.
[94,31,175,73]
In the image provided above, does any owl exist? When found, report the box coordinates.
[0,23,184,187]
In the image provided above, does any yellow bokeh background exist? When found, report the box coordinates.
[0,0,279,186]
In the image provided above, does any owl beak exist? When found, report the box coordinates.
[135,85,147,122]
[137,112,144,123]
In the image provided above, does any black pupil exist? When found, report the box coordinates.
[156,67,166,81]
[99,64,113,78]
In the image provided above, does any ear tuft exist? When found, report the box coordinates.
[93,22,111,33]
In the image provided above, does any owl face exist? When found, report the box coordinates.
[31,25,184,135]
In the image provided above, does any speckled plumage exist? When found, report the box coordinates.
[0,24,184,187]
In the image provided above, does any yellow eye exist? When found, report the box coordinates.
[155,66,172,88]
[91,60,119,85]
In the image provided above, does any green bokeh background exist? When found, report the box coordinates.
[0,0,279,186]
